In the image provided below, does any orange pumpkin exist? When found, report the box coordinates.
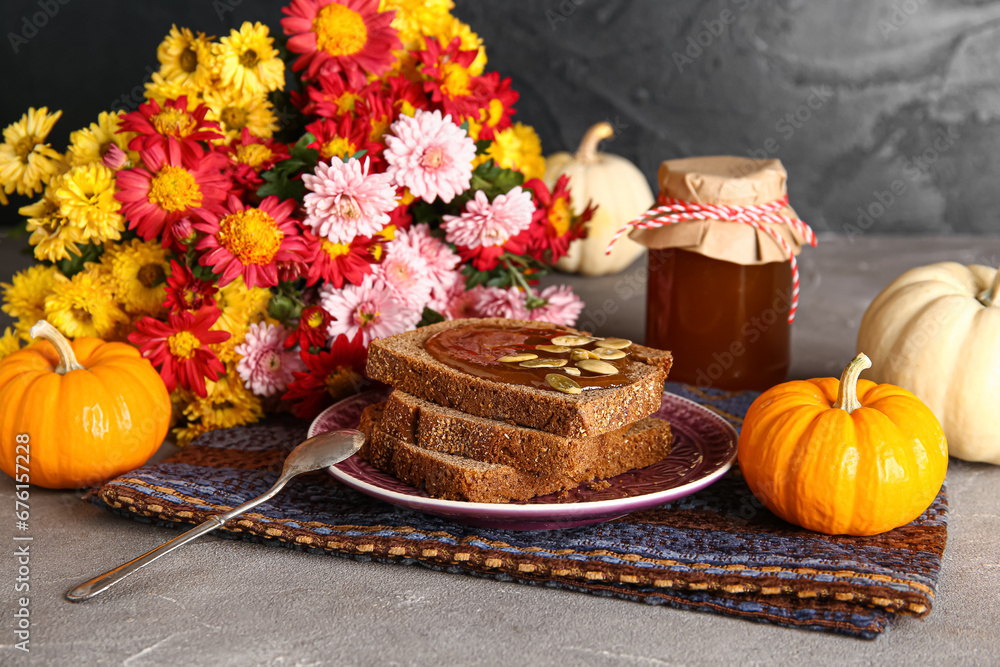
[737,353,948,536]
[0,320,170,489]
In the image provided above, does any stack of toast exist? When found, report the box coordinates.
[360,318,674,503]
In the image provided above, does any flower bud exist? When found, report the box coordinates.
[102,144,129,171]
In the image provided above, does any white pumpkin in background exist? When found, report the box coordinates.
[544,122,653,276]
[857,261,1000,464]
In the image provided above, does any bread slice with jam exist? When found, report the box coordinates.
[358,401,674,503]
[365,318,672,438]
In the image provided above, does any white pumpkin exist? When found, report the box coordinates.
[544,122,653,276]
[857,261,1000,463]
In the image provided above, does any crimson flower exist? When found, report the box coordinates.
[416,37,483,119]
[128,307,230,397]
[284,305,332,351]
[302,230,380,288]
[119,96,222,161]
[281,0,401,87]
[216,128,290,199]
[115,139,230,246]
[305,115,383,168]
[282,330,368,418]
[163,260,218,313]
[469,72,519,140]
[524,175,592,263]
[195,195,308,289]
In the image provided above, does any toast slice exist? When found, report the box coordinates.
[365,318,672,438]
[358,402,674,503]
[378,390,672,476]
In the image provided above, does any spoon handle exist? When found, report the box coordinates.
[66,477,290,602]
[65,515,227,601]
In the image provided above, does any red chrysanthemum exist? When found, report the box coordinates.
[119,96,223,161]
[285,304,332,350]
[282,330,368,418]
[128,307,230,397]
[115,139,230,247]
[217,128,291,199]
[416,37,484,119]
[305,115,383,167]
[163,260,218,313]
[469,72,519,140]
[195,195,308,289]
[281,0,402,87]
[524,175,592,263]
[302,230,380,288]
[299,71,364,118]
[455,230,529,273]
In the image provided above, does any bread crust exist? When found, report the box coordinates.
[358,401,674,503]
[365,318,672,438]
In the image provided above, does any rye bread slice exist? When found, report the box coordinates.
[378,390,672,476]
[365,318,672,438]
[358,402,674,503]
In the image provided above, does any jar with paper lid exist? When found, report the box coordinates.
[621,156,815,391]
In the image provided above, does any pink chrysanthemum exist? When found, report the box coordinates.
[194,195,307,289]
[302,157,397,244]
[376,241,431,311]
[430,272,469,318]
[392,223,460,286]
[473,286,529,320]
[319,273,420,345]
[384,110,476,204]
[442,186,534,249]
[527,285,584,326]
[281,0,401,87]
[234,322,307,397]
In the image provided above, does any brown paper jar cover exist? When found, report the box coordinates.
[629,156,809,266]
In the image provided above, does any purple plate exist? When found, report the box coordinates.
[309,390,738,530]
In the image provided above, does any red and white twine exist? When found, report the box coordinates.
[606,194,817,323]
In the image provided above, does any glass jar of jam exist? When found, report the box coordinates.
[629,157,813,392]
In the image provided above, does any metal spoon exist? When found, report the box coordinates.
[66,429,365,602]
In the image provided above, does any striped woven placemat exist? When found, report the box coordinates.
[91,383,947,638]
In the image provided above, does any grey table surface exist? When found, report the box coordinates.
[1,234,999,666]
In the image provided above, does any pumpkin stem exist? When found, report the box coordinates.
[575,122,614,165]
[832,353,872,414]
[979,267,1000,308]
[29,320,85,375]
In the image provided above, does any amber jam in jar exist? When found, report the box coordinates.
[646,248,792,391]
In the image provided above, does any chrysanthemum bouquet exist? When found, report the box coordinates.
[0,0,594,444]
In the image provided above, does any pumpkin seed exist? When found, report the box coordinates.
[570,349,600,361]
[536,344,570,353]
[551,335,592,347]
[520,358,567,368]
[563,367,581,376]
[576,359,619,376]
[593,348,626,360]
[546,373,581,394]
[498,353,537,363]
[595,337,632,350]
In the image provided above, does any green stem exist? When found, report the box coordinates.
[832,353,872,414]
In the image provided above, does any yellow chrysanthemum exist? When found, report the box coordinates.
[1,265,65,334]
[179,367,263,441]
[211,277,273,362]
[0,107,65,197]
[43,268,129,340]
[144,72,207,108]
[0,328,21,361]
[213,22,285,96]
[157,25,218,89]
[66,111,134,167]
[54,163,124,243]
[19,183,82,262]
[478,123,546,180]
[172,422,209,448]
[101,239,170,317]
[382,0,455,51]
[202,87,279,143]
[431,16,487,76]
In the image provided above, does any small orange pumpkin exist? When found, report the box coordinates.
[0,320,170,489]
[737,353,948,536]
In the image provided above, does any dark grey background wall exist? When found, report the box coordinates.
[1,0,996,235]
